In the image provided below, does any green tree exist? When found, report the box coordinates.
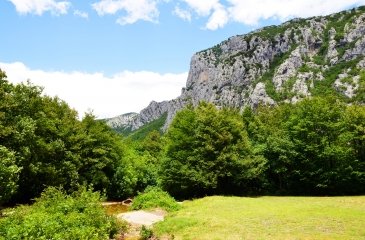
[9,84,83,201]
[0,146,21,205]
[247,104,299,194]
[110,131,163,199]
[160,102,267,199]
[284,98,350,194]
[340,105,365,193]
[76,113,124,195]
[0,70,126,203]
[252,97,365,195]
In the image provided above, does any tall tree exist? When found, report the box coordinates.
[0,70,125,203]
[160,102,267,199]
[252,97,365,195]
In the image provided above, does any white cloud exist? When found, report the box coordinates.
[0,62,187,119]
[92,0,160,25]
[174,0,365,30]
[205,4,228,30]
[177,0,228,30]
[173,6,191,22]
[74,10,88,19]
[227,0,365,26]
[180,0,219,16]
[8,0,71,15]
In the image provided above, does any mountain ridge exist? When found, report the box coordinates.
[106,6,365,133]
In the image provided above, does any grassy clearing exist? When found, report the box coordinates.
[154,196,365,240]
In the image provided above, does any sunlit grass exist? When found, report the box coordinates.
[154,196,365,240]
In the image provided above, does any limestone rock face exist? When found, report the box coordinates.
[104,112,138,130]
[105,99,187,131]
[249,83,275,107]
[106,6,365,132]
[334,72,360,98]
[292,72,313,97]
[327,28,339,65]
[273,47,303,91]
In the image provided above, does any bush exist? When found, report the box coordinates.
[0,146,21,205]
[131,187,181,212]
[0,187,126,240]
[140,225,154,240]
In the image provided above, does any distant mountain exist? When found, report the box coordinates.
[106,6,365,133]
[103,112,138,134]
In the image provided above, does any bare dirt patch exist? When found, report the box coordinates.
[117,209,165,226]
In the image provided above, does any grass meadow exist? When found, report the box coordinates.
[154,196,365,240]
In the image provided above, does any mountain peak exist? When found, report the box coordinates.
[106,6,365,133]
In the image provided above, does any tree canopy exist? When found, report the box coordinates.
[160,102,267,198]
[0,70,125,204]
[1,68,364,204]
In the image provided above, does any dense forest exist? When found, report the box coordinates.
[161,99,365,198]
[1,69,364,208]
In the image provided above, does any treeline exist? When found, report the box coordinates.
[1,69,365,205]
[114,96,365,199]
[161,99,365,198]
[0,71,126,205]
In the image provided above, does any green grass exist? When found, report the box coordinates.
[154,196,365,240]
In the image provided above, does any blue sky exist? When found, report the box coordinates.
[1,0,365,118]
[0,1,255,74]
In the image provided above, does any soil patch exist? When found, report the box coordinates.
[117,210,165,226]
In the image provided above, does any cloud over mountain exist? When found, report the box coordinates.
[8,0,365,29]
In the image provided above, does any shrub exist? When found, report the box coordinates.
[0,146,21,205]
[131,187,181,212]
[0,187,126,240]
[140,225,154,240]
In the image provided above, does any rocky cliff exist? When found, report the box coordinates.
[106,6,365,132]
